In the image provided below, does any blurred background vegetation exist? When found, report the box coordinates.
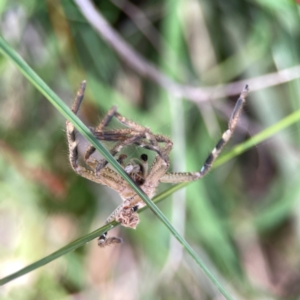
[1,0,300,299]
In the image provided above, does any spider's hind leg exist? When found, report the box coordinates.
[160,85,249,183]
[199,85,248,177]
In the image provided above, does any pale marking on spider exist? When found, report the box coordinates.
[66,81,249,248]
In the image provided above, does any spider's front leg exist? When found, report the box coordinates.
[89,109,160,172]
[94,110,173,164]
[160,85,249,183]
[66,81,86,172]
[67,82,137,247]
[66,81,114,182]
[84,105,118,170]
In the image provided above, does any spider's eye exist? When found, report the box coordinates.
[140,154,148,162]
[132,205,139,212]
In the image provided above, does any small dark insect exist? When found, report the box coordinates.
[66,81,249,247]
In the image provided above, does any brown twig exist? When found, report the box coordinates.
[110,0,163,52]
[75,0,300,102]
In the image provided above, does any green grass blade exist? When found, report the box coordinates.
[0,36,234,299]
[215,108,300,168]
[2,33,300,298]
[0,223,115,285]
[0,186,184,286]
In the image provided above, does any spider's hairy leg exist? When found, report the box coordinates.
[159,85,249,183]
[90,107,155,171]
[70,81,86,115]
[119,132,173,162]
[101,129,148,157]
[93,129,149,172]
[66,81,86,170]
[154,134,173,159]
[93,109,173,165]
[66,80,96,174]
[145,135,173,183]
[84,106,118,169]
[114,111,166,155]
[108,131,173,160]
[94,129,170,172]
[66,82,129,190]
[114,111,146,131]
[198,85,248,177]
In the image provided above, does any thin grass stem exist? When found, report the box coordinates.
[0,36,234,299]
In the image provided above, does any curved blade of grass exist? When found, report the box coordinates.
[0,37,235,299]
[0,184,184,286]
[215,108,300,168]
[0,223,116,285]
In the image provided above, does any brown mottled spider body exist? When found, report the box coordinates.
[66,81,249,247]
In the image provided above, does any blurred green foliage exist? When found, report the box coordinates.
[1,0,300,299]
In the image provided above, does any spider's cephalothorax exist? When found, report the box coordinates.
[124,154,149,186]
[66,81,249,247]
